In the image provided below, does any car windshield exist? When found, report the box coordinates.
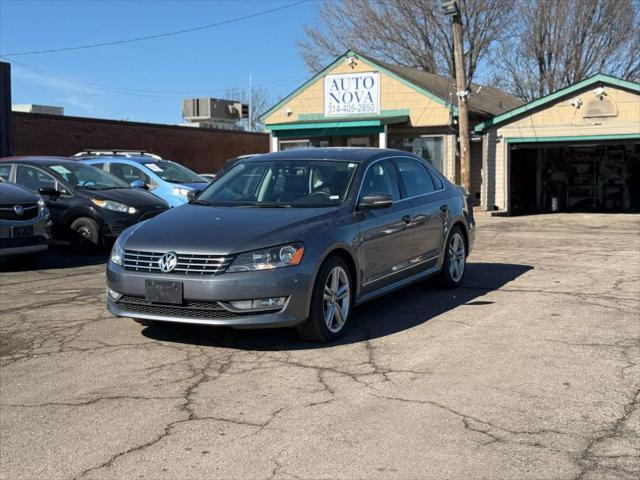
[196,160,359,208]
[48,163,130,190]
[143,161,205,183]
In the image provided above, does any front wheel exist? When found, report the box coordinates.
[296,257,352,342]
[70,217,100,251]
[437,226,466,288]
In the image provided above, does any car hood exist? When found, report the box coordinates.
[0,182,39,204]
[125,204,339,255]
[90,188,168,211]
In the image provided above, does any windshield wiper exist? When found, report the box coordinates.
[249,202,292,208]
[191,200,213,206]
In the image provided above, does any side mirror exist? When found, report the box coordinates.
[358,193,394,210]
[130,179,148,189]
[187,189,201,203]
[38,187,60,197]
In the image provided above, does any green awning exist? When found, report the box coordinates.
[267,115,409,139]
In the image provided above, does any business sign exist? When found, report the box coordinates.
[324,72,380,116]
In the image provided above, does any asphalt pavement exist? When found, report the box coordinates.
[1,214,638,480]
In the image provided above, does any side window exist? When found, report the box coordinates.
[91,163,105,171]
[15,165,57,193]
[428,169,444,190]
[0,164,12,181]
[394,158,436,198]
[109,163,151,184]
[360,160,400,200]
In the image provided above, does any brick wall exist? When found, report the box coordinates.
[10,112,269,173]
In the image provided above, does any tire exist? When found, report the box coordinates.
[437,225,467,289]
[70,217,100,251]
[296,256,353,342]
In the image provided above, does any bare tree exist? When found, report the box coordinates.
[492,0,640,101]
[297,0,514,85]
[224,86,271,132]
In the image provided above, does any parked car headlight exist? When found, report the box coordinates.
[227,243,304,272]
[37,197,46,209]
[173,187,190,199]
[109,221,145,266]
[92,198,137,214]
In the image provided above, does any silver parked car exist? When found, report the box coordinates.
[0,179,51,259]
[106,148,475,341]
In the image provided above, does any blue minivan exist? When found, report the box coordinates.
[79,153,208,207]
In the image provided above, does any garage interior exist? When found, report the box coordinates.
[509,141,640,214]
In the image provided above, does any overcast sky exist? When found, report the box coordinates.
[0,0,317,124]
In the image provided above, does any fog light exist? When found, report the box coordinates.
[107,287,122,301]
[227,297,287,311]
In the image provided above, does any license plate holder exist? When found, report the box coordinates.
[11,226,34,238]
[145,280,183,304]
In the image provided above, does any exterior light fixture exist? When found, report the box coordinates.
[345,56,357,68]
[593,86,606,98]
[570,97,583,108]
[441,0,460,16]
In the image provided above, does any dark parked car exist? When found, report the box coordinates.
[0,179,51,259]
[106,148,475,341]
[0,157,169,248]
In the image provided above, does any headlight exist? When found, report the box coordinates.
[92,198,137,214]
[173,187,190,199]
[37,197,46,209]
[109,221,145,266]
[227,243,304,272]
[110,236,125,266]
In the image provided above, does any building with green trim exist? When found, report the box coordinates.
[262,51,640,214]
[261,50,521,205]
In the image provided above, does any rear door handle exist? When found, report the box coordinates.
[440,204,449,213]
[402,215,413,224]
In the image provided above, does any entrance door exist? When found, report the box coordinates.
[347,137,370,147]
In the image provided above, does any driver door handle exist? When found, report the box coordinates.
[440,204,449,213]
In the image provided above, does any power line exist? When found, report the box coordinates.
[3,57,309,99]
[0,0,312,57]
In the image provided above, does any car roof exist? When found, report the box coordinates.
[81,155,164,164]
[243,148,413,163]
[0,156,79,165]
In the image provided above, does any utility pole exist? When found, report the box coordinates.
[442,0,471,192]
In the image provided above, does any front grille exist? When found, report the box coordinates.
[115,295,241,319]
[123,249,233,276]
[0,203,39,221]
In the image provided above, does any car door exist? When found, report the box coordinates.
[14,164,69,225]
[393,157,446,266]
[356,159,415,292]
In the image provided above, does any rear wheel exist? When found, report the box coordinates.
[70,217,100,251]
[296,256,352,342]
[437,226,466,288]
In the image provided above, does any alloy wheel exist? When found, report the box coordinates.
[323,266,350,333]
[448,232,466,282]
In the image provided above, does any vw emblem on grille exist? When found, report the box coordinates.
[13,205,24,216]
[158,251,178,273]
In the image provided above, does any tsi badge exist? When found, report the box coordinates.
[158,251,178,273]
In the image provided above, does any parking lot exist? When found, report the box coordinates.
[1,214,638,480]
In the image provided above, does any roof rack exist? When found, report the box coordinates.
[72,149,163,160]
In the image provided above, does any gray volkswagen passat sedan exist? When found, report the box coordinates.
[106,148,475,341]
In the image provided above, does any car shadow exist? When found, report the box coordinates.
[0,244,107,272]
[141,262,533,350]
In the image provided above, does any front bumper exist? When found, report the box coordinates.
[101,209,166,239]
[106,261,316,329]
[0,213,51,257]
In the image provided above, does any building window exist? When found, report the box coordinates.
[279,140,311,151]
[389,135,444,173]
